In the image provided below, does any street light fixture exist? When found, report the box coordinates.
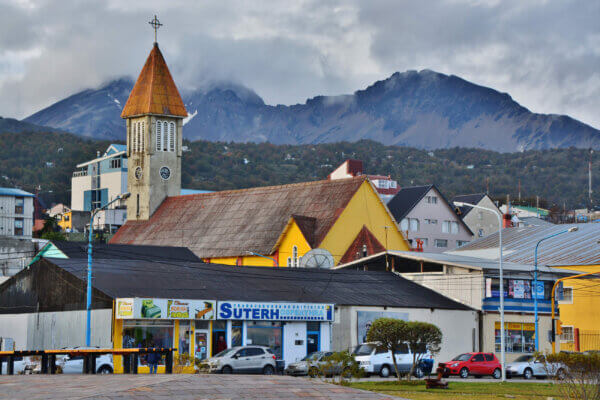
[454,201,506,381]
[533,226,578,351]
[246,251,278,266]
[85,192,130,347]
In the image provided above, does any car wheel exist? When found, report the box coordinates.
[263,365,275,375]
[493,368,502,379]
[459,367,469,379]
[308,367,319,377]
[413,366,424,379]
[523,368,533,380]
[98,365,113,374]
[556,368,566,380]
[379,365,391,378]
[221,365,233,374]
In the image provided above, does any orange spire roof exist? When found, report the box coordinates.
[121,43,187,118]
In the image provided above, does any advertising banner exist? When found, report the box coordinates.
[357,311,409,344]
[115,298,216,320]
[217,302,334,322]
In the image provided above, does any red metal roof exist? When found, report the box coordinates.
[121,43,187,118]
[111,177,367,259]
[339,225,386,264]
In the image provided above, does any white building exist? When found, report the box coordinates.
[0,188,35,239]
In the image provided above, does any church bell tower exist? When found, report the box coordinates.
[121,17,187,220]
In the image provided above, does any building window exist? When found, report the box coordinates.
[286,257,292,267]
[456,240,469,247]
[14,218,23,236]
[14,197,24,214]
[560,287,573,303]
[232,321,243,347]
[442,221,450,233]
[451,221,459,234]
[140,121,145,152]
[409,218,419,232]
[495,322,535,353]
[417,238,428,247]
[168,122,175,152]
[425,219,438,225]
[561,326,574,343]
[246,321,283,359]
[156,120,163,151]
[478,228,484,237]
[400,218,409,231]
[163,121,168,151]
[110,158,122,169]
[426,196,438,204]
[434,239,448,248]
[292,246,298,267]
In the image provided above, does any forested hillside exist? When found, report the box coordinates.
[0,131,596,209]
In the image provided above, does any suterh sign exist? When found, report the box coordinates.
[115,298,216,320]
[217,302,334,322]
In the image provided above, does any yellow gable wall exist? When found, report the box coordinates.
[209,255,275,267]
[319,180,410,265]
[553,265,600,348]
[277,220,312,267]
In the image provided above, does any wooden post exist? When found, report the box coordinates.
[8,355,14,375]
[132,354,138,374]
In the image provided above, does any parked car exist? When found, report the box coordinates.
[58,353,114,374]
[352,342,433,378]
[285,351,342,376]
[439,352,502,379]
[506,355,566,379]
[203,346,277,374]
[0,356,38,374]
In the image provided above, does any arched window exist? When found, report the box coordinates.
[287,257,292,267]
[156,120,162,151]
[162,121,168,151]
[292,245,298,267]
[168,122,175,152]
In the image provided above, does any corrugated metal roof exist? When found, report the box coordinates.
[449,224,600,267]
[121,43,187,118]
[0,187,35,198]
[45,257,472,310]
[111,177,367,259]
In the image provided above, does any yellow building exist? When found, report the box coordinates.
[553,264,600,352]
[57,211,72,231]
[112,175,410,266]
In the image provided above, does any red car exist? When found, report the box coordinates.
[439,352,502,379]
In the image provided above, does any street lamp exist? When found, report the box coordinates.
[533,226,578,351]
[246,251,278,266]
[454,201,506,381]
[86,192,130,347]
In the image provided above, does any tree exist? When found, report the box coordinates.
[366,318,408,381]
[545,351,600,400]
[404,321,442,379]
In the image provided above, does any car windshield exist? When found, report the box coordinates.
[514,355,533,362]
[214,348,237,358]
[353,344,375,356]
[302,352,322,361]
[452,353,472,361]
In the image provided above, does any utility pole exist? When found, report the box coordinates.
[589,149,594,210]
[518,179,521,203]
[486,177,490,195]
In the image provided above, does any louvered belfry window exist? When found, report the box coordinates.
[156,120,162,151]
[168,122,175,152]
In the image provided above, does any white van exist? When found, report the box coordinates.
[352,342,433,378]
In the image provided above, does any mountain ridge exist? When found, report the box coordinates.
[23,70,600,152]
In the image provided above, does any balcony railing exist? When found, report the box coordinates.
[73,170,88,177]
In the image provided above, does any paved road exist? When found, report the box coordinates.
[0,374,400,400]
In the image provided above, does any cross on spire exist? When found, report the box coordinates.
[149,15,163,43]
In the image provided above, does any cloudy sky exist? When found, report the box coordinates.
[1,0,599,127]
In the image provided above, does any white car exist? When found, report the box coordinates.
[506,354,566,380]
[1,357,38,374]
[352,342,433,378]
[54,348,114,374]
[204,346,277,374]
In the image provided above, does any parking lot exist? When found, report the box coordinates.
[0,374,398,400]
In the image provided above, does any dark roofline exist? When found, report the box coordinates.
[387,184,433,221]
[453,193,488,218]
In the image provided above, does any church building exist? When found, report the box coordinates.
[111,38,410,266]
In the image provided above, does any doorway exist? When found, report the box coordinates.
[307,322,320,355]
[212,321,228,356]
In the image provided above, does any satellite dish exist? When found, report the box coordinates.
[300,248,335,269]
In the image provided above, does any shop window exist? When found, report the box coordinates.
[122,320,174,365]
[14,197,24,214]
[410,218,420,232]
[494,322,535,353]
[247,321,282,359]
[179,320,191,361]
[232,321,243,347]
[212,320,228,356]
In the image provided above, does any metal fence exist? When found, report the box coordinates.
[561,329,600,352]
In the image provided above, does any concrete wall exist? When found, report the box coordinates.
[332,305,479,367]
[0,237,36,277]
[71,174,91,211]
[402,269,485,310]
[462,196,500,239]
[401,188,473,253]
[0,309,112,350]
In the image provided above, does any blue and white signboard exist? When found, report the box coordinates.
[217,302,334,322]
[532,281,545,299]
